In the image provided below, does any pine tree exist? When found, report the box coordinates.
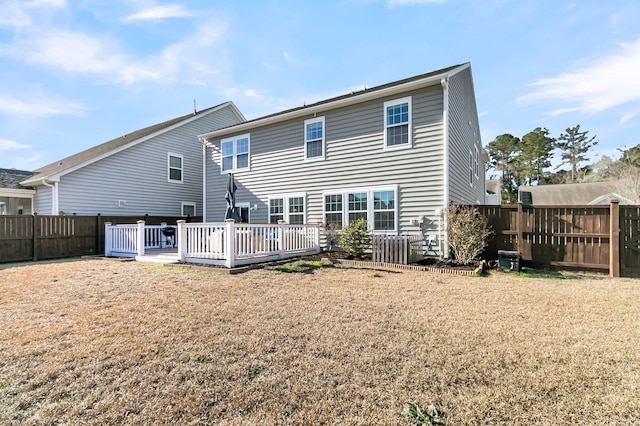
[555,125,598,183]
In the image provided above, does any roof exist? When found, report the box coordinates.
[519,181,634,205]
[0,168,35,190]
[22,101,244,185]
[200,63,468,141]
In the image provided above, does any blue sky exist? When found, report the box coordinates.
[1,0,639,173]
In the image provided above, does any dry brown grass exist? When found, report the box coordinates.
[1,259,639,425]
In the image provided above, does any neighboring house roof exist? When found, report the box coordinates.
[519,181,634,205]
[22,101,244,186]
[0,168,35,190]
[200,63,468,140]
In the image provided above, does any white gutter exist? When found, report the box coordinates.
[202,143,207,221]
[441,77,450,258]
[40,178,59,215]
[199,68,460,142]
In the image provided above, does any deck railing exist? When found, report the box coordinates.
[105,220,320,267]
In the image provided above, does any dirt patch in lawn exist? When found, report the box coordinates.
[1,259,639,425]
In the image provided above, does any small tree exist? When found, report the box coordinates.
[338,218,371,258]
[446,204,492,264]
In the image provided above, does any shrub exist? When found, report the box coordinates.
[446,204,492,264]
[338,218,371,258]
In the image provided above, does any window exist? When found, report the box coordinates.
[469,151,474,186]
[324,186,398,233]
[384,97,412,149]
[269,194,306,224]
[474,145,479,178]
[181,202,196,217]
[236,202,251,223]
[304,117,325,160]
[168,153,183,183]
[221,134,250,173]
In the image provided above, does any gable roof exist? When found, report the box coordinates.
[22,101,244,186]
[199,63,468,141]
[0,168,35,190]
[519,181,635,205]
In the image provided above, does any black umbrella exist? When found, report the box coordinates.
[224,173,242,222]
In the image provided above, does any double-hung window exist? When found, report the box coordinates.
[168,153,183,183]
[221,134,250,173]
[384,97,412,149]
[268,194,306,224]
[181,202,196,217]
[304,116,325,160]
[324,186,398,233]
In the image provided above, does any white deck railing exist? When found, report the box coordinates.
[104,220,320,267]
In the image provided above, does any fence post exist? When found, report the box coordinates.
[225,220,235,268]
[516,201,523,254]
[137,220,145,257]
[32,213,39,261]
[278,223,285,259]
[177,220,186,263]
[104,222,112,256]
[96,213,102,255]
[610,199,620,277]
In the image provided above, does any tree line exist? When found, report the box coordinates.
[486,125,640,204]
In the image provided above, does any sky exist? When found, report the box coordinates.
[1,0,639,174]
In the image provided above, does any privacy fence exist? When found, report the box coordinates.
[0,214,201,263]
[478,200,640,277]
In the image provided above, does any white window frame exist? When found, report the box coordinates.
[220,133,250,173]
[168,153,183,183]
[469,150,474,187]
[474,145,480,178]
[181,202,196,217]
[323,185,398,234]
[383,96,412,150]
[268,193,306,224]
[304,116,325,161]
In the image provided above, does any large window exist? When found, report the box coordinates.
[324,186,398,232]
[268,194,306,224]
[168,153,183,183]
[181,202,196,217]
[221,134,250,173]
[384,97,412,149]
[304,116,325,160]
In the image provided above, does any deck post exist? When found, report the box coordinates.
[104,222,112,256]
[177,220,186,263]
[137,220,145,257]
[225,220,235,268]
[610,199,620,277]
[278,223,285,259]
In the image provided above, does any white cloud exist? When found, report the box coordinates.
[0,0,65,28]
[518,38,640,116]
[123,4,194,22]
[0,138,31,151]
[0,94,84,117]
[244,89,264,100]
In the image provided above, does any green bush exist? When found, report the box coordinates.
[338,218,371,258]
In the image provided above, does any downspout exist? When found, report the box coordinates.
[441,76,450,258]
[40,179,59,215]
[201,139,207,222]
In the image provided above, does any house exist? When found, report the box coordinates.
[0,168,35,215]
[518,181,635,205]
[21,102,245,216]
[198,63,486,256]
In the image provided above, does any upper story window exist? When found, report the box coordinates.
[268,193,306,224]
[304,117,325,160]
[221,134,250,173]
[384,96,412,149]
[168,153,183,183]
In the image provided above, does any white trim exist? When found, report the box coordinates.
[383,96,412,150]
[441,77,450,258]
[199,65,470,142]
[322,185,399,234]
[267,193,307,224]
[168,152,184,183]
[202,143,207,221]
[22,102,243,185]
[181,201,196,217]
[304,116,325,161]
[0,188,36,197]
[220,133,251,174]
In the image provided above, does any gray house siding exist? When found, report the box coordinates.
[34,186,52,215]
[446,67,485,204]
[48,105,241,216]
[205,84,446,238]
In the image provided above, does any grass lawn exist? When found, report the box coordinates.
[1,258,639,425]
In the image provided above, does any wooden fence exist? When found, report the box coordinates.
[478,200,640,277]
[0,214,201,263]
